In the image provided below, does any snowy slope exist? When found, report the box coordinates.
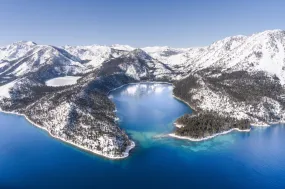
[209,30,285,83]
[63,45,132,69]
[110,44,134,51]
[0,79,18,98]
[98,48,173,80]
[0,41,37,61]
[0,45,88,81]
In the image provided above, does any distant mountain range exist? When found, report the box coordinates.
[0,29,284,158]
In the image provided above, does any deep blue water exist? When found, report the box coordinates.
[1,83,285,189]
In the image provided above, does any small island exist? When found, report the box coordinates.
[170,112,251,141]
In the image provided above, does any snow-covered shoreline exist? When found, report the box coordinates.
[107,81,173,95]
[172,94,196,112]
[1,81,282,159]
[173,122,184,128]
[0,82,175,160]
[0,109,135,160]
[109,82,277,143]
[251,122,270,127]
[172,94,283,128]
[169,128,251,142]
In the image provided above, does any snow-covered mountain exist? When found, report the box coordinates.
[209,30,285,83]
[0,44,89,85]
[0,29,285,158]
[98,48,173,80]
[2,29,285,83]
[62,45,131,69]
[142,46,193,66]
[0,41,37,61]
[142,30,285,83]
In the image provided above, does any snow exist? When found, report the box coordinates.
[53,30,285,83]
[62,44,133,69]
[0,41,36,61]
[12,62,29,76]
[0,45,89,77]
[169,128,251,142]
[0,80,18,98]
[142,46,170,53]
[0,62,8,68]
[111,44,134,51]
[45,76,81,87]
[257,35,285,84]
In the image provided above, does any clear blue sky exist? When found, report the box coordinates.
[1,0,284,47]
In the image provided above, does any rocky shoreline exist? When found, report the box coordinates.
[0,109,136,159]
[1,79,284,159]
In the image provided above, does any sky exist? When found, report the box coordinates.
[0,0,285,47]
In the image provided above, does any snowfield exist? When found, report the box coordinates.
[45,76,81,87]
[0,80,18,98]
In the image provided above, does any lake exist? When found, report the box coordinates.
[0,83,285,189]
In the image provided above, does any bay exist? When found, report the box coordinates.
[0,83,284,189]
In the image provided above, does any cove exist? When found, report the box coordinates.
[1,83,285,189]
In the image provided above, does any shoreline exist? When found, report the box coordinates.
[173,122,184,128]
[169,128,251,142]
[0,81,173,160]
[171,93,283,128]
[108,82,282,143]
[0,109,135,160]
[172,94,197,113]
[107,81,173,95]
[1,81,283,159]
[251,122,270,127]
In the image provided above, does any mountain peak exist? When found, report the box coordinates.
[11,41,37,46]
[142,46,171,53]
[208,35,247,51]
[127,48,152,60]
[110,44,134,51]
[259,29,283,34]
[250,29,285,39]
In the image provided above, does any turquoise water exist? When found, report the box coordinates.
[1,83,285,189]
